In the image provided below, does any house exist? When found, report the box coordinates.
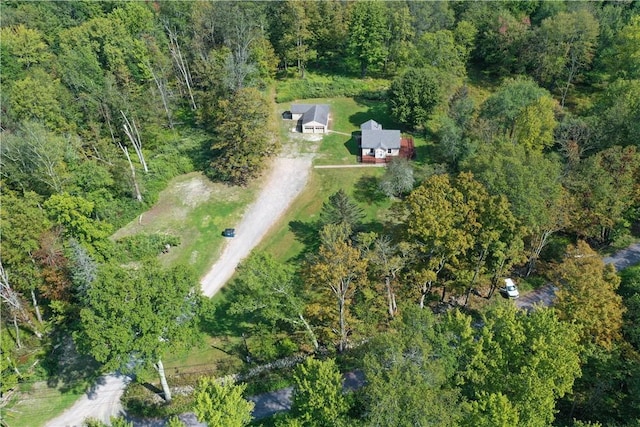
[287,104,330,134]
[359,120,401,160]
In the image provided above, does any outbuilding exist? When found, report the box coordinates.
[288,104,330,134]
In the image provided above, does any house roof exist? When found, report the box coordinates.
[360,119,383,131]
[361,129,401,150]
[291,104,330,126]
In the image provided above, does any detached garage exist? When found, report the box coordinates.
[287,104,330,134]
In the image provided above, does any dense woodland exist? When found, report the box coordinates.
[1,1,640,426]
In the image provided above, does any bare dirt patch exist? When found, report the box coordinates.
[112,172,240,239]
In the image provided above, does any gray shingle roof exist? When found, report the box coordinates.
[291,104,330,126]
[361,129,401,149]
[360,119,383,131]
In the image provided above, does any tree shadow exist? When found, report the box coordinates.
[350,98,403,130]
[353,175,387,206]
[141,382,163,395]
[289,220,320,253]
[42,333,101,393]
[198,292,247,338]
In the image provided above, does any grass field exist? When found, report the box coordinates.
[257,167,392,263]
[111,171,260,279]
[3,383,86,427]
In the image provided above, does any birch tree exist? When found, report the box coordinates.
[76,262,200,402]
[306,224,367,352]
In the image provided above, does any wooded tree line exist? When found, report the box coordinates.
[1,1,640,425]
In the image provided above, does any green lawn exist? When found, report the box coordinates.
[3,384,86,427]
[278,97,418,166]
[257,166,392,263]
[112,171,259,279]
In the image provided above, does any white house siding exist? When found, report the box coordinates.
[303,120,326,134]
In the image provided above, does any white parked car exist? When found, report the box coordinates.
[500,278,520,299]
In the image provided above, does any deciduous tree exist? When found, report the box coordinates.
[552,241,625,350]
[362,306,461,426]
[347,0,388,77]
[305,225,367,352]
[447,303,582,427]
[229,253,318,350]
[378,157,414,198]
[290,358,348,426]
[388,67,444,130]
[76,262,200,402]
[532,9,599,107]
[194,378,254,427]
[209,87,275,185]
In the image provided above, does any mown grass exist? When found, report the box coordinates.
[112,171,259,279]
[257,167,392,263]
[3,384,86,427]
[277,96,431,167]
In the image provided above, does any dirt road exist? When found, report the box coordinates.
[45,147,314,425]
[199,156,312,297]
[44,374,131,427]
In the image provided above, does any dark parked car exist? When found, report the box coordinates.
[222,228,235,238]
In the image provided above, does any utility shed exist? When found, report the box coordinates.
[288,104,330,134]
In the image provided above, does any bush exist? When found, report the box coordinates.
[114,234,181,262]
[276,73,389,103]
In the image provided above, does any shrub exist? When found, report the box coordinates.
[276,73,389,103]
[114,234,181,262]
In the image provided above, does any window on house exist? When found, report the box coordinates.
[369,148,374,155]
[387,148,392,154]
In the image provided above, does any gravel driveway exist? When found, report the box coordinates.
[200,156,312,297]
[44,373,131,427]
[45,150,313,426]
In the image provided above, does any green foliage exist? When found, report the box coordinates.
[462,392,520,427]
[564,145,640,244]
[462,141,564,235]
[113,234,181,263]
[448,303,582,426]
[552,242,625,350]
[83,417,133,427]
[531,8,599,104]
[378,157,415,198]
[464,5,531,76]
[194,378,254,427]
[415,29,469,79]
[595,78,640,149]
[0,187,49,293]
[606,15,640,79]
[166,416,187,427]
[347,0,389,77]
[208,88,276,186]
[76,262,200,374]
[275,73,389,103]
[228,252,317,351]
[388,67,445,130]
[305,228,367,352]
[290,358,348,426]
[44,193,112,253]
[362,306,461,426]
[1,121,81,195]
[479,76,552,143]
[319,189,365,232]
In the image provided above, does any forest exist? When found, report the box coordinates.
[1,0,640,426]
